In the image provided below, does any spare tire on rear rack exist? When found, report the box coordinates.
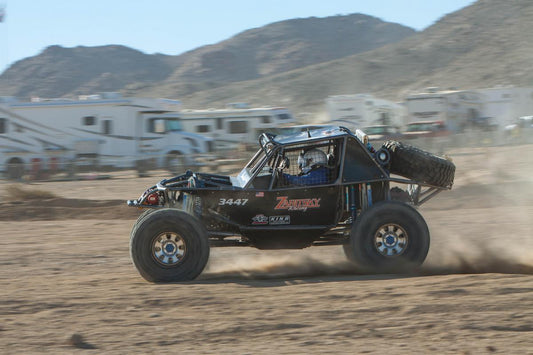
[383,140,455,188]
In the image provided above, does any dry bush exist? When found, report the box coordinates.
[4,184,57,202]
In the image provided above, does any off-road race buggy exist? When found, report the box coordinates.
[127,126,455,282]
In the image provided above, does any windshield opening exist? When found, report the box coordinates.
[234,147,274,188]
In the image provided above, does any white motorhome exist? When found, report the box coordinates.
[179,104,295,149]
[476,86,533,127]
[326,94,406,130]
[0,103,72,179]
[3,94,214,177]
[405,88,484,132]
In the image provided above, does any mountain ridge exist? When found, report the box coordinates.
[1,0,532,119]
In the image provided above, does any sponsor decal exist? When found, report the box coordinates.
[252,214,269,225]
[269,215,290,225]
[251,214,290,225]
[274,196,321,212]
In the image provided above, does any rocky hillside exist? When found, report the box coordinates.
[0,45,177,99]
[1,0,531,119]
[163,0,533,117]
[0,13,415,100]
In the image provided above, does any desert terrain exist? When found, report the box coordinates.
[1,142,532,354]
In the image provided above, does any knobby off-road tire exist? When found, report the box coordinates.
[383,140,455,188]
[130,209,209,282]
[134,208,158,223]
[343,201,430,273]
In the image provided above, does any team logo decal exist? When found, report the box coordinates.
[251,214,290,225]
[274,196,321,212]
[269,215,290,225]
[252,214,269,225]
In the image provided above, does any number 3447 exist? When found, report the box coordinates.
[218,198,248,206]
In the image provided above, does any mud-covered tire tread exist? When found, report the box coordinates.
[130,208,209,282]
[383,140,455,188]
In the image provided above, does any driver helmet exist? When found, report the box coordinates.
[298,149,327,173]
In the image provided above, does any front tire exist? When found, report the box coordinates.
[130,209,209,282]
[343,201,429,273]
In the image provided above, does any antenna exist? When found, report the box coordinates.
[306,128,311,138]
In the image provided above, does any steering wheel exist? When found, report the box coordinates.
[278,156,290,170]
[273,157,289,187]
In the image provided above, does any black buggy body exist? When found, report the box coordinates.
[127,126,455,282]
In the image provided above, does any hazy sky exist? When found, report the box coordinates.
[0,0,475,73]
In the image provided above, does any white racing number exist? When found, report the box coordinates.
[218,198,249,206]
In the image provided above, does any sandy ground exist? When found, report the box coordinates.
[1,144,532,354]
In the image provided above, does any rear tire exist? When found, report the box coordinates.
[344,201,429,273]
[130,209,209,282]
[383,140,455,188]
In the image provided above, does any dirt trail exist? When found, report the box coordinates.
[1,144,532,354]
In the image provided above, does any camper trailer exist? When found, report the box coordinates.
[2,94,214,177]
[326,94,406,130]
[476,87,533,127]
[179,104,295,149]
[405,88,484,132]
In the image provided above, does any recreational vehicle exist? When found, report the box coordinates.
[0,103,71,179]
[179,104,295,149]
[326,94,406,130]
[476,87,533,127]
[405,88,484,132]
[2,94,214,178]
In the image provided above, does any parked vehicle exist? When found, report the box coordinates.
[179,104,295,150]
[270,124,337,136]
[326,94,405,129]
[363,125,403,143]
[504,115,533,140]
[517,115,533,129]
[405,88,483,132]
[402,120,451,139]
[0,104,71,179]
[127,126,455,282]
[3,94,214,177]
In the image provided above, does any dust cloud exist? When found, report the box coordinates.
[422,234,533,275]
[201,240,533,281]
[201,252,358,281]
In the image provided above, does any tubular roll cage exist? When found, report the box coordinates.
[128,128,448,203]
